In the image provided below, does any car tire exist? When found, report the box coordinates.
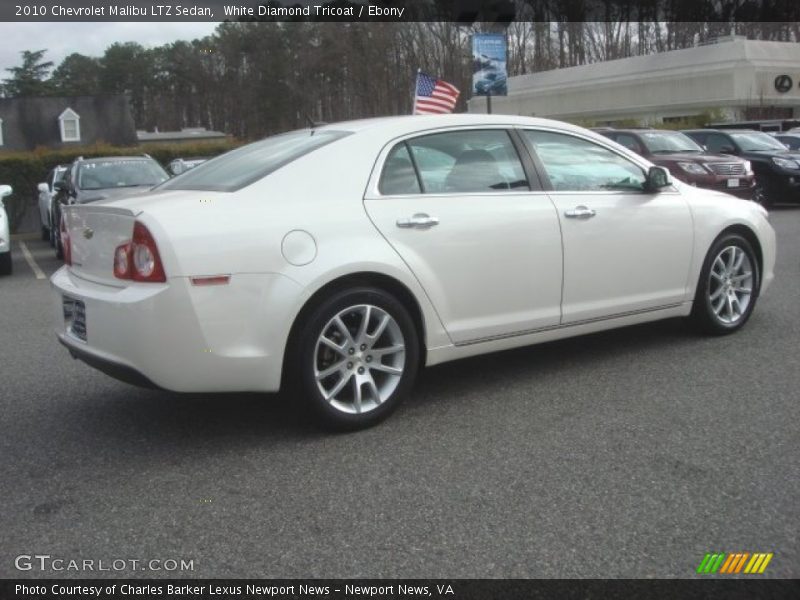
[0,251,11,276]
[292,286,420,430]
[753,179,773,208]
[55,229,63,259]
[690,233,760,335]
[53,208,63,259]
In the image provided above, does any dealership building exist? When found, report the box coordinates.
[468,36,800,125]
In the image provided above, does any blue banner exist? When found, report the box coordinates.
[472,33,508,96]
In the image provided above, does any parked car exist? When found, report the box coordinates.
[770,132,800,151]
[683,129,800,206]
[52,115,776,429]
[52,156,169,259]
[168,157,207,176]
[37,165,68,246]
[0,185,13,275]
[599,129,755,199]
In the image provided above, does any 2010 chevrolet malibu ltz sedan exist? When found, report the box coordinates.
[52,115,776,429]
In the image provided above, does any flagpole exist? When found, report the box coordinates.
[411,68,420,115]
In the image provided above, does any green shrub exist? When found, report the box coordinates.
[0,140,243,233]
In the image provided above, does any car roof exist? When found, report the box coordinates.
[314,114,593,139]
[684,128,761,134]
[608,129,665,134]
[78,156,154,164]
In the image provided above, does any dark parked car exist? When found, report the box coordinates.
[53,156,169,259]
[771,132,800,151]
[600,129,756,200]
[682,129,800,206]
[37,164,68,246]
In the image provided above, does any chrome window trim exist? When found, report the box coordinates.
[365,123,682,199]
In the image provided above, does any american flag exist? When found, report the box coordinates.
[413,72,460,115]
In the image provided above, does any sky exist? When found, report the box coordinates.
[0,22,219,79]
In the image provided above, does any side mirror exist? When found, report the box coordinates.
[0,184,12,198]
[53,180,67,193]
[38,182,50,193]
[646,166,672,192]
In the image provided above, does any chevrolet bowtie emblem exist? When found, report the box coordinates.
[82,227,94,239]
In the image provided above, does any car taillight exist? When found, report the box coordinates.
[60,214,72,266]
[113,243,130,279]
[113,221,166,282]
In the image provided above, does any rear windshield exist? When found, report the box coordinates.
[157,129,351,192]
[78,160,169,190]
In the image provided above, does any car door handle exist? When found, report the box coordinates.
[396,213,439,229]
[564,206,596,219]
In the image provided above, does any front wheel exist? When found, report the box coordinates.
[293,287,420,430]
[753,179,773,208]
[690,233,760,335]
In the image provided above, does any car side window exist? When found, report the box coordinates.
[615,134,642,154]
[379,143,421,195]
[705,133,734,153]
[405,130,529,194]
[523,130,646,192]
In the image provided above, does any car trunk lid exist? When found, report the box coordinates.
[63,204,139,286]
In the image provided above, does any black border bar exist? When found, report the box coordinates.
[2,1,800,22]
[3,579,800,600]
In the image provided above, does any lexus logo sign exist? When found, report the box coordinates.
[774,74,793,93]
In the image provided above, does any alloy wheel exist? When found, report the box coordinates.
[313,304,406,415]
[708,245,753,325]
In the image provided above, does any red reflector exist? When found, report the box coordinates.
[191,275,230,286]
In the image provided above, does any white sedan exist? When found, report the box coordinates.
[51,115,776,429]
[0,185,12,275]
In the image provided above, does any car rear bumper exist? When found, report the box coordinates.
[58,334,162,389]
[51,266,303,393]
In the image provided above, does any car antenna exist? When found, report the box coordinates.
[304,113,328,134]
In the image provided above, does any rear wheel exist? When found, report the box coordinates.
[0,251,11,276]
[293,287,420,430]
[691,233,759,335]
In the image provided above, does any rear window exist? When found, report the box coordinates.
[78,160,169,190]
[158,129,351,192]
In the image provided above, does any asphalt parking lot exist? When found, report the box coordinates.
[1,208,798,579]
